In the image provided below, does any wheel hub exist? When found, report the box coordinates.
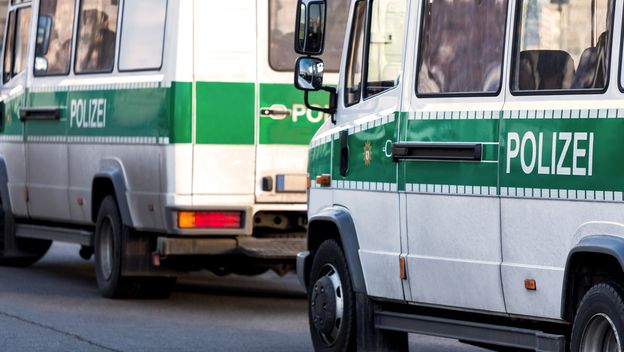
[311,276,337,334]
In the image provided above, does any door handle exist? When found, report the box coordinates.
[260,107,291,118]
[392,142,482,162]
[19,107,61,121]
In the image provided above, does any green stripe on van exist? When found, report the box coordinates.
[195,81,255,145]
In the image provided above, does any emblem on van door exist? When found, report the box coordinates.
[364,142,372,166]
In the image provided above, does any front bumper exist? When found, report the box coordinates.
[296,251,310,290]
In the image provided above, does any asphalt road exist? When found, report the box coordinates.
[0,243,489,352]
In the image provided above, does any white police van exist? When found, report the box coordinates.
[0,0,348,298]
[295,0,624,350]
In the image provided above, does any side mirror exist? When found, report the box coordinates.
[294,0,326,55]
[294,57,324,91]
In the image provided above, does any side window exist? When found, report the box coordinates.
[364,0,407,98]
[344,0,366,106]
[417,0,508,95]
[3,11,16,83]
[118,0,167,72]
[35,0,76,76]
[513,0,613,92]
[269,0,349,72]
[75,0,119,74]
[3,7,32,83]
[13,7,32,77]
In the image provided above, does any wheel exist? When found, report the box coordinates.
[308,240,356,351]
[94,195,142,298]
[0,201,51,267]
[571,282,624,352]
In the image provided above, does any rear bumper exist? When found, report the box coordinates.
[156,236,306,260]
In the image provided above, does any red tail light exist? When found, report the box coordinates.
[178,211,242,229]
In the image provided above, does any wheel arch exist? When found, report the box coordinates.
[306,206,366,294]
[561,235,624,321]
[92,166,133,227]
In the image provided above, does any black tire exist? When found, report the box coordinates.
[94,195,142,298]
[571,282,624,352]
[0,202,51,267]
[308,240,356,351]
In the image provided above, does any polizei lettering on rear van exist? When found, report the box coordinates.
[506,131,594,176]
[70,98,107,129]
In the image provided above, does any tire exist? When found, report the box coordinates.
[571,282,624,352]
[94,195,142,298]
[0,201,51,267]
[308,240,356,351]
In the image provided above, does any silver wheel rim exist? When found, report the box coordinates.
[581,313,621,352]
[97,217,114,281]
[312,263,345,346]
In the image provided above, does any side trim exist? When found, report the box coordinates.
[561,235,624,318]
[308,206,366,293]
[93,167,133,227]
[375,310,565,352]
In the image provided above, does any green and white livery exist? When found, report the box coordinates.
[296,0,624,350]
[0,0,347,298]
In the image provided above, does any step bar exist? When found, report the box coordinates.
[375,310,566,352]
[16,224,93,247]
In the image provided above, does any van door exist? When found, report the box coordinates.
[0,4,32,217]
[402,0,508,312]
[500,0,616,320]
[23,0,73,220]
[256,0,346,203]
[331,0,408,301]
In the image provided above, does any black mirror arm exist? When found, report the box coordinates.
[304,86,337,124]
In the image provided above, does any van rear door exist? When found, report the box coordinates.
[256,0,347,204]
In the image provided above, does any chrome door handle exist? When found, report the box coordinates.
[260,108,291,117]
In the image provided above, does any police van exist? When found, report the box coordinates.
[295,0,624,350]
[0,0,348,298]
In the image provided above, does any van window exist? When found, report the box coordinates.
[512,0,613,92]
[3,7,31,83]
[269,0,349,72]
[118,0,167,72]
[364,0,407,98]
[75,0,119,74]
[13,7,32,77]
[3,11,16,83]
[35,0,76,76]
[416,0,508,95]
[344,0,366,106]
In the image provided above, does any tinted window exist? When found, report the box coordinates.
[417,0,508,95]
[344,1,366,106]
[75,0,119,74]
[269,0,349,72]
[364,0,407,98]
[119,0,167,71]
[35,0,76,76]
[513,0,613,92]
